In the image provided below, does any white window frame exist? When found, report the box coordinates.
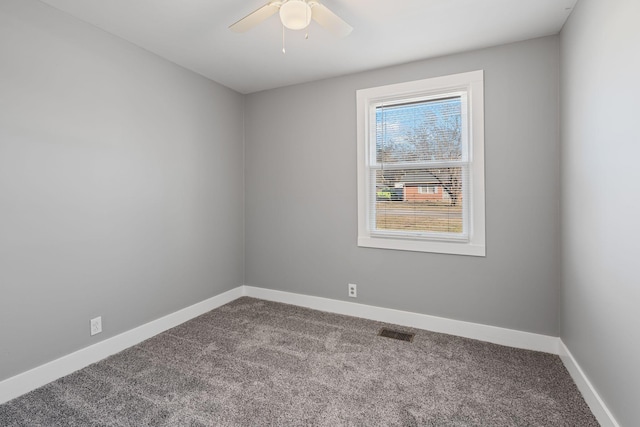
[356,70,485,256]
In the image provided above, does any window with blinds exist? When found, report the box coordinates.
[356,71,486,256]
[373,95,469,240]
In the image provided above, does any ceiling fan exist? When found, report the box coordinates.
[229,0,353,38]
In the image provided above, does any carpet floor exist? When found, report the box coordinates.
[0,297,599,426]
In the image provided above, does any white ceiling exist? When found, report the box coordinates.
[38,0,578,94]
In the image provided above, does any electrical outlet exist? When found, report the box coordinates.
[348,283,357,298]
[90,316,102,336]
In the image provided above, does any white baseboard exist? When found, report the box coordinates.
[1,283,618,427]
[559,341,620,427]
[243,286,560,355]
[0,286,243,405]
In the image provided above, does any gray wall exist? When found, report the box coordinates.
[560,0,640,425]
[0,0,244,381]
[245,36,561,336]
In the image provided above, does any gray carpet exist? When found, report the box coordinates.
[0,297,598,426]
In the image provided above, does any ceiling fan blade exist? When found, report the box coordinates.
[311,3,353,38]
[229,2,280,33]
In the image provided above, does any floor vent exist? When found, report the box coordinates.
[378,328,415,342]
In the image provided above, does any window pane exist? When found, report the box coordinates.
[376,97,462,164]
[374,167,465,235]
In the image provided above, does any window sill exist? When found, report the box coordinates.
[358,236,486,257]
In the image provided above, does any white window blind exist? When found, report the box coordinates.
[356,71,485,256]
[372,95,469,241]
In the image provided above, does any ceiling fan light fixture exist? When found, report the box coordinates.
[279,0,312,30]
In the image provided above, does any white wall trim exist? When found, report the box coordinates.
[1,284,615,427]
[243,286,560,354]
[0,286,244,405]
[559,341,620,427]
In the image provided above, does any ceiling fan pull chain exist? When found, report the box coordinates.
[282,25,286,54]
[305,3,309,39]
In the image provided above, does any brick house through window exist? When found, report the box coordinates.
[400,182,452,202]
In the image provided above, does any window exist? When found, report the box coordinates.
[418,186,436,194]
[356,71,485,256]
